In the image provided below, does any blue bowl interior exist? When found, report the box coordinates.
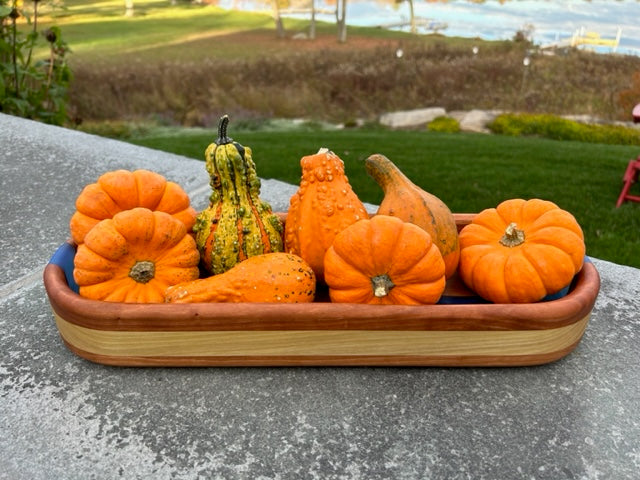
[48,243,583,304]
[49,242,80,293]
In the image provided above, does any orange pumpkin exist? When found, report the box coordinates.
[69,169,197,245]
[458,198,585,303]
[364,154,460,279]
[324,215,446,305]
[285,148,369,283]
[73,207,200,303]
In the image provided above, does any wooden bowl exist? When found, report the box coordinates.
[43,214,600,367]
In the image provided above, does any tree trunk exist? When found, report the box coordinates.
[272,0,285,38]
[309,0,316,40]
[337,0,347,43]
[408,0,416,34]
[125,0,134,17]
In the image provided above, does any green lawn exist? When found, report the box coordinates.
[31,0,421,63]
[24,0,640,268]
[32,1,275,61]
[128,127,640,269]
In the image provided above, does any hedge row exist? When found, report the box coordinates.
[487,113,640,146]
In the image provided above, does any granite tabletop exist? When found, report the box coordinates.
[1,113,639,480]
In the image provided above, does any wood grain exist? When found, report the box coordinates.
[53,313,590,367]
[43,261,600,332]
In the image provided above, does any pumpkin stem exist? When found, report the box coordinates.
[216,115,232,145]
[371,274,395,298]
[500,222,525,247]
[129,260,156,284]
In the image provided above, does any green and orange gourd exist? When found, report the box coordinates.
[194,115,284,275]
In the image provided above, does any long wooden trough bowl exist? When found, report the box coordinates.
[43,214,601,367]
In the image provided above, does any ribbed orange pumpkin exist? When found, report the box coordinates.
[458,198,585,303]
[324,215,446,305]
[73,208,200,303]
[285,148,369,283]
[69,169,196,245]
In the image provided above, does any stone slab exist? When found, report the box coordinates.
[1,113,640,479]
[0,114,297,290]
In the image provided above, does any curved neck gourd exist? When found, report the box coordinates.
[365,153,460,279]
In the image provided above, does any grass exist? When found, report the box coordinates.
[27,0,640,125]
[31,0,416,63]
[18,0,640,268]
[127,126,640,269]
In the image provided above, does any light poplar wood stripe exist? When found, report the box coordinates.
[54,313,589,359]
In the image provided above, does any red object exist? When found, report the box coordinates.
[634,104,640,123]
[616,157,640,207]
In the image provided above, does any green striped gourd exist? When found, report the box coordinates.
[194,115,283,275]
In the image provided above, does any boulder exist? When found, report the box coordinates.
[379,107,446,128]
[459,109,500,133]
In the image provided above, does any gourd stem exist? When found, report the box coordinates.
[371,274,395,297]
[129,261,155,284]
[500,222,525,247]
[216,115,232,145]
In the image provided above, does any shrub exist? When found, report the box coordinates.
[617,71,640,118]
[427,116,460,133]
[77,121,153,139]
[0,1,72,125]
[488,113,640,146]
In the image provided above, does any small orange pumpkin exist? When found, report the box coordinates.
[458,198,585,303]
[324,215,446,305]
[73,207,200,303]
[69,169,197,245]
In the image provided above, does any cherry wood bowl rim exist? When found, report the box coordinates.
[43,214,600,333]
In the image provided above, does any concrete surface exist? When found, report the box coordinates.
[1,112,640,479]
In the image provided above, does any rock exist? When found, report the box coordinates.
[458,109,500,133]
[447,110,469,123]
[379,107,446,128]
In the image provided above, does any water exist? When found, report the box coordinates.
[221,0,640,55]
[349,0,640,55]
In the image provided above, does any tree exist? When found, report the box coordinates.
[309,0,316,39]
[271,0,286,38]
[324,0,347,42]
[336,0,347,42]
[267,0,334,41]
[402,0,416,34]
[125,0,133,17]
